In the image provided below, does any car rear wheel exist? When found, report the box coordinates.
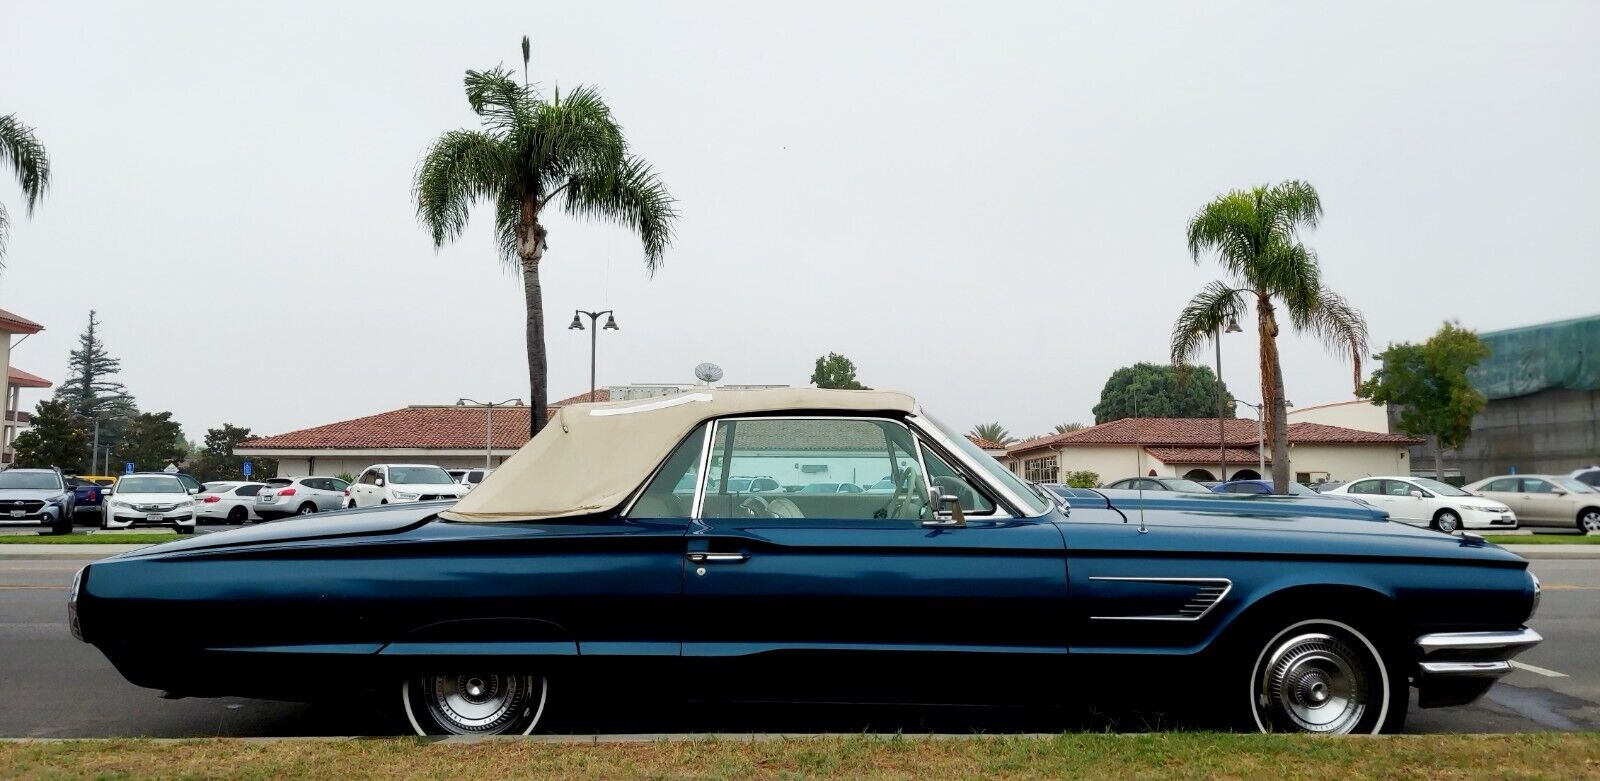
[1432,511,1461,534]
[1577,508,1600,534]
[402,673,547,735]
[297,503,317,516]
[1245,618,1403,734]
[227,506,247,523]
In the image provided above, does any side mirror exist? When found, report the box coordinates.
[921,493,967,527]
[1553,489,1568,496]
[187,487,199,494]
[375,478,385,487]
[1408,488,1424,498]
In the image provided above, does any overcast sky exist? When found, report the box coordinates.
[2,1,1596,442]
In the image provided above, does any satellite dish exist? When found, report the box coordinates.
[694,363,724,384]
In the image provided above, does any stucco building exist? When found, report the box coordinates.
[1002,417,1421,486]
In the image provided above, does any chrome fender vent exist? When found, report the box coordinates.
[1088,577,1233,622]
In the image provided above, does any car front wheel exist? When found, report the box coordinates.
[401,673,547,735]
[1246,618,1403,734]
[1433,511,1461,534]
[1577,508,1600,534]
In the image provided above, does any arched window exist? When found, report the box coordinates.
[1232,468,1261,480]
[1183,468,1215,481]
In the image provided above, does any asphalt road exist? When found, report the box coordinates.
[1,554,1595,737]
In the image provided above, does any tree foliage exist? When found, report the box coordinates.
[0,113,51,265]
[810,352,869,390]
[415,39,676,435]
[52,310,138,450]
[11,399,88,471]
[1064,470,1100,489]
[118,412,185,472]
[190,423,277,482]
[969,422,1015,445]
[1093,363,1235,424]
[1171,180,1368,492]
[1358,321,1489,476]
[1053,422,1085,434]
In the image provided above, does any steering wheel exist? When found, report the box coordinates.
[884,467,922,520]
[739,495,771,518]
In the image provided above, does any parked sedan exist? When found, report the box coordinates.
[345,465,467,508]
[196,482,269,523]
[255,476,350,519]
[1212,479,1322,496]
[101,473,197,534]
[1102,476,1212,493]
[72,389,1541,736]
[1323,476,1516,533]
[1464,474,1600,533]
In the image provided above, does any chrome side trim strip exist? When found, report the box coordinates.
[1087,577,1233,621]
[1415,628,1542,659]
[1418,661,1514,677]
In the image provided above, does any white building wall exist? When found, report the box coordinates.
[1289,401,1390,434]
[1286,444,1409,483]
[265,454,513,479]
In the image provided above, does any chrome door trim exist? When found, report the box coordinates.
[906,410,1035,517]
[1087,576,1233,621]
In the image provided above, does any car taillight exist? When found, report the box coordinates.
[87,489,99,502]
[202,495,222,503]
[278,488,297,497]
[343,488,350,496]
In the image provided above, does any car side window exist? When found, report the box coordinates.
[1482,478,1515,492]
[1383,480,1412,497]
[701,418,928,521]
[1521,478,1555,494]
[331,479,350,492]
[920,443,997,513]
[236,485,264,497]
[359,470,379,485]
[624,423,710,519]
[1225,483,1263,494]
[1347,480,1381,495]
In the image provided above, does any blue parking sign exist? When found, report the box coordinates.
[124,462,134,474]
[243,460,253,477]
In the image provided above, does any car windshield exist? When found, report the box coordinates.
[118,476,184,494]
[921,411,1049,514]
[0,471,61,490]
[1164,479,1210,493]
[1554,477,1597,494]
[1412,477,1472,497]
[388,466,454,485]
[871,478,894,490]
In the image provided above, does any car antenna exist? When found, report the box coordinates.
[1133,391,1147,534]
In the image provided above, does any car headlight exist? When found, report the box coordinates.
[1528,571,1541,621]
[1466,504,1506,513]
[68,566,86,641]
[394,491,419,500]
[110,500,132,509]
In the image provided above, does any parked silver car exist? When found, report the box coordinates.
[254,476,351,520]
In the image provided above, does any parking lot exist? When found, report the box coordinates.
[2,540,1594,738]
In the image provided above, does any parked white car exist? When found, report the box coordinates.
[197,481,269,523]
[255,476,351,519]
[1322,476,1516,533]
[345,465,467,508]
[447,467,494,490]
[102,473,198,534]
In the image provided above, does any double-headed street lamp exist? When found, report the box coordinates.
[456,398,524,469]
[568,309,619,403]
[1216,315,1243,480]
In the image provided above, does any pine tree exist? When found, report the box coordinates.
[53,310,138,450]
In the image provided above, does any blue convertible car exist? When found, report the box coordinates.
[71,389,1541,735]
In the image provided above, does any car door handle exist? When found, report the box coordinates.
[685,552,749,564]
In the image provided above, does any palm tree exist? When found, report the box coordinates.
[0,113,51,267]
[1170,181,1368,493]
[415,38,676,435]
[1053,422,1084,434]
[970,422,1016,445]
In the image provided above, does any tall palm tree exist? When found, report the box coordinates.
[1053,422,1084,434]
[970,422,1016,445]
[0,113,51,267]
[1170,181,1368,493]
[415,38,676,435]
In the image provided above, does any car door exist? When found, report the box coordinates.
[676,415,1067,701]
[325,478,350,509]
[1379,479,1427,524]
[353,469,379,507]
[1518,478,1566,525]
[1343,478,1398,520]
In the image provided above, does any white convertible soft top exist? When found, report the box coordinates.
[439,388,917,522]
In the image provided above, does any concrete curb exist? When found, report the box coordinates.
[1502,545,1600,560]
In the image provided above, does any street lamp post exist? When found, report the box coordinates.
[456,398,524,469]
[1231,398,1291,481]
[1216,316,1242,481]
[568,309,619,402]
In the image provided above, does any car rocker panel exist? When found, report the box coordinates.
[71,389,1540,736]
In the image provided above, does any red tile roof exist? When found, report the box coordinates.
[1007,417,1421,456]
[1144,446,1267,464]
[6,367,51,389]
[0,308,43,335]
[966,434,1005,450]
[239,390,609,451]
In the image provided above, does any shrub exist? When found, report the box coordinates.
[1065,470,1100,489]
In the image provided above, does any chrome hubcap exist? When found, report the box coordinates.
[1259,632,1368,734]
[1583,513,1600,532]
[1439,514,1457,532]
[423,673,533,734]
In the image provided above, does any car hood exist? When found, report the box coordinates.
[0,488,67,501]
